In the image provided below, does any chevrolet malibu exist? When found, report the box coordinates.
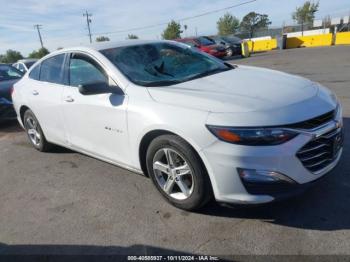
[12,40,343,210]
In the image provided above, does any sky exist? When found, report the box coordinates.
[0,0,349,56]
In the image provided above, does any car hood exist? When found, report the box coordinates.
[147,65,319,114]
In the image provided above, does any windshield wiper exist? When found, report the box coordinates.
[142,79,182,87]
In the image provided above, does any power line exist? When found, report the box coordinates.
[34,24,44,48]
[93,0,257,36]
[83,11,93,43]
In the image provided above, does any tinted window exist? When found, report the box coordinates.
[69,54,107,87]
[40,54,65,84]
[29,64,40,80]
[197,37,215,46]
[24,61,36,69]
[0,65,23,81]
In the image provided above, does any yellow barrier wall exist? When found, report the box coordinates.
[286,34,333,49]
[246,39,277,52]
[335,32,350,45]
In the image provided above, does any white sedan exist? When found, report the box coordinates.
[12,40,343,210]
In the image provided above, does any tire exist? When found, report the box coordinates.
[23,109,53,152]
[146,134,212,210]
[226,48,233,57]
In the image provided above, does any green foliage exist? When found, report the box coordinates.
[217,13,240,36]
[28,47,50,59]
[0,49,24,63]
[292,1,319,25]
[96,36,110,42]
[162,20,182,40]
[240,12,271,38]
[127,34,139,39]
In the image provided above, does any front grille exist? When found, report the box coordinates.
[286,110,335,130]
[296,128,343,173]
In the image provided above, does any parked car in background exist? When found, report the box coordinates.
[0,64,24,121]
[175,37,226,58]
[13,40,343,210]
[13,59,38,73]
[208,36,243,57]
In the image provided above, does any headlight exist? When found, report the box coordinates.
[206,125,298,146]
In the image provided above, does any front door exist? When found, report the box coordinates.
[61,52,130,165]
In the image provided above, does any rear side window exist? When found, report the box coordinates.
[40,54,65,84]
[29,64,40,80]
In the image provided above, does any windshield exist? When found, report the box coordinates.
[100,42,232,87]
[0,65,24,81]
[197,37,215,46]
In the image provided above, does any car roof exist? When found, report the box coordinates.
[51,40,169,55]
[17,59,38,63]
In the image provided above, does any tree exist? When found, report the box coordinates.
[292,1,319,34]
[217,13,240,36]
[28,47,50,59]
[162,20,182,40]
[0,49,23,63]
[127,34,139,39]
[96,36,110,42]
[240,12,271,38]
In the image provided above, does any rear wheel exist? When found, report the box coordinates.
[23,109,53,152]
[146,135,212,210]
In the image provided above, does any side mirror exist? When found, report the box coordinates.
[78,82,123,95]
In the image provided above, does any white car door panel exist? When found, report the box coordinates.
[61,52,130,165]
[27,54,66,144]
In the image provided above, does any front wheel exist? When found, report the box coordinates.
[23,109,53,152]
[146,135,212,210]
[226,48,234,57]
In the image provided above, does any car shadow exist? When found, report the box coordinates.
[197,117,350,231]
[0,119,23,133]
[0,243,232,262]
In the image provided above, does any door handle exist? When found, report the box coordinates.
[32,90,39,95]
[64,96,74,102]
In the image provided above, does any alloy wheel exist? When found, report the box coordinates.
[152,148,194,200]
[25,116,41,146]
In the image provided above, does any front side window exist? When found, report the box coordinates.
[100,42,231,87]
[69,54,107,87]
[0,65,23,81]
[40,54,65,84]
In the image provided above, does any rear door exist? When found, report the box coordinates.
[27,54,67,145]
[61,52,130,165]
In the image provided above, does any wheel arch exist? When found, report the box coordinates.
[19,105,30,124]
[138,129,175,177]
[138,129,210,181]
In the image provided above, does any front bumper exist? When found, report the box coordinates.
[201,119,343,205]
[0,98,16,121]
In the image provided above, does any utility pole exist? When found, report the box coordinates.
[83,11,93,43]
[34,24,44,48]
